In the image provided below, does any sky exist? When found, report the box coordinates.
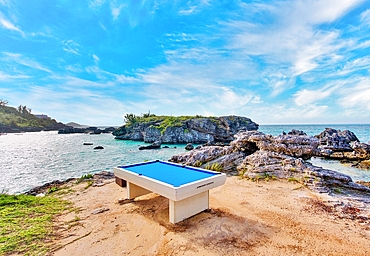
[0,0,370,126]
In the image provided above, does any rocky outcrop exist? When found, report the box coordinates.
[113,115,259,144]
[25,171,114,196]
[0,122,69,133]
[58,126,116,134]
[313,128,370,167]
[170,130,370,194]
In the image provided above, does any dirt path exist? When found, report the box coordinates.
[49,177,370,256]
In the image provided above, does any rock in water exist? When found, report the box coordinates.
[94,146,104,149]
[138,140,161,150]
[185,143,194,150]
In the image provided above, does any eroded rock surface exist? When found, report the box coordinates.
[170,130,370,194]
[113,115,259,144]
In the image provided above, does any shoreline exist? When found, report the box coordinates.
[47,174,370,255]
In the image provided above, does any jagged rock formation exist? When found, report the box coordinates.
[313,128,370,167]
[113,115,259,144]
[170,130,370,194]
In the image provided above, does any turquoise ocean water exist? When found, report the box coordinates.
[0,124,369,194]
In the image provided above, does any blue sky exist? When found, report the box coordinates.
[1,0,370,126]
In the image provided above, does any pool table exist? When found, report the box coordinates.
[114,160,226,224]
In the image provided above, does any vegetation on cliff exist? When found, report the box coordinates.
[114,113,259,143]
[122,113,208,134]
[0,103,67,132]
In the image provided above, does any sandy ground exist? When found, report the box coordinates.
[48,177,370,256]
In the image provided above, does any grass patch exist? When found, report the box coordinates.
[47,186,59,194]
[0,193,70,255]
[193,161,203,167]
[84,180,94,189]
[287,177,301,183]
[204,162,223,172]
[76,173,94,184]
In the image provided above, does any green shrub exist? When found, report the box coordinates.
[193,161,203,167]
[76,174,94,184]
[205,162,223,172]
[47,187,59,194]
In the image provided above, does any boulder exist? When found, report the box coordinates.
[314,128,370,161]
[288,129,307,135]
[185,143,194,150]
[138,140,161,150]
[94,146,104,149]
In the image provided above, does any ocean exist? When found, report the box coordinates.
[1,124,369,194]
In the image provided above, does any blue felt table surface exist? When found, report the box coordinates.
[119,161,218,187]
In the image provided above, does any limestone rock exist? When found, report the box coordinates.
[114,115,258,144]
[138,140,161,150]
[170,129,370,194]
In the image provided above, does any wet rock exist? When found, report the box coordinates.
[83,142,93,145]
[94,146,104,149]
[288,129,307,136]
[138,140,161,150]
[185,143,194,150]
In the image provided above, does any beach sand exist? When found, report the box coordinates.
[49,177,370,256]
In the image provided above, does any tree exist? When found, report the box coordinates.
[17,105,31,114]
[124,113,137,124]
[0,99,8,106]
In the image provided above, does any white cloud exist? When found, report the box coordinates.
[115,74,139,84]
[62,40,80,55]
[338,56,370,75]
[224,0,364,96]
[279,0,363,26]
[2,52,51,73]
[179,6,197,15]
[92,54,100,63]
[294,83,341,106]
[21,85,127,125]
[360,9,370,26]
[111,4,125,20]
[89,0,106,8]
[0,71,28,80]
[339,78,370,110]
[216,87,253,109]
[0,13,25,36]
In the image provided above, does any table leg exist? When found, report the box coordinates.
[127,182,152,199]
[169,191,209,224]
